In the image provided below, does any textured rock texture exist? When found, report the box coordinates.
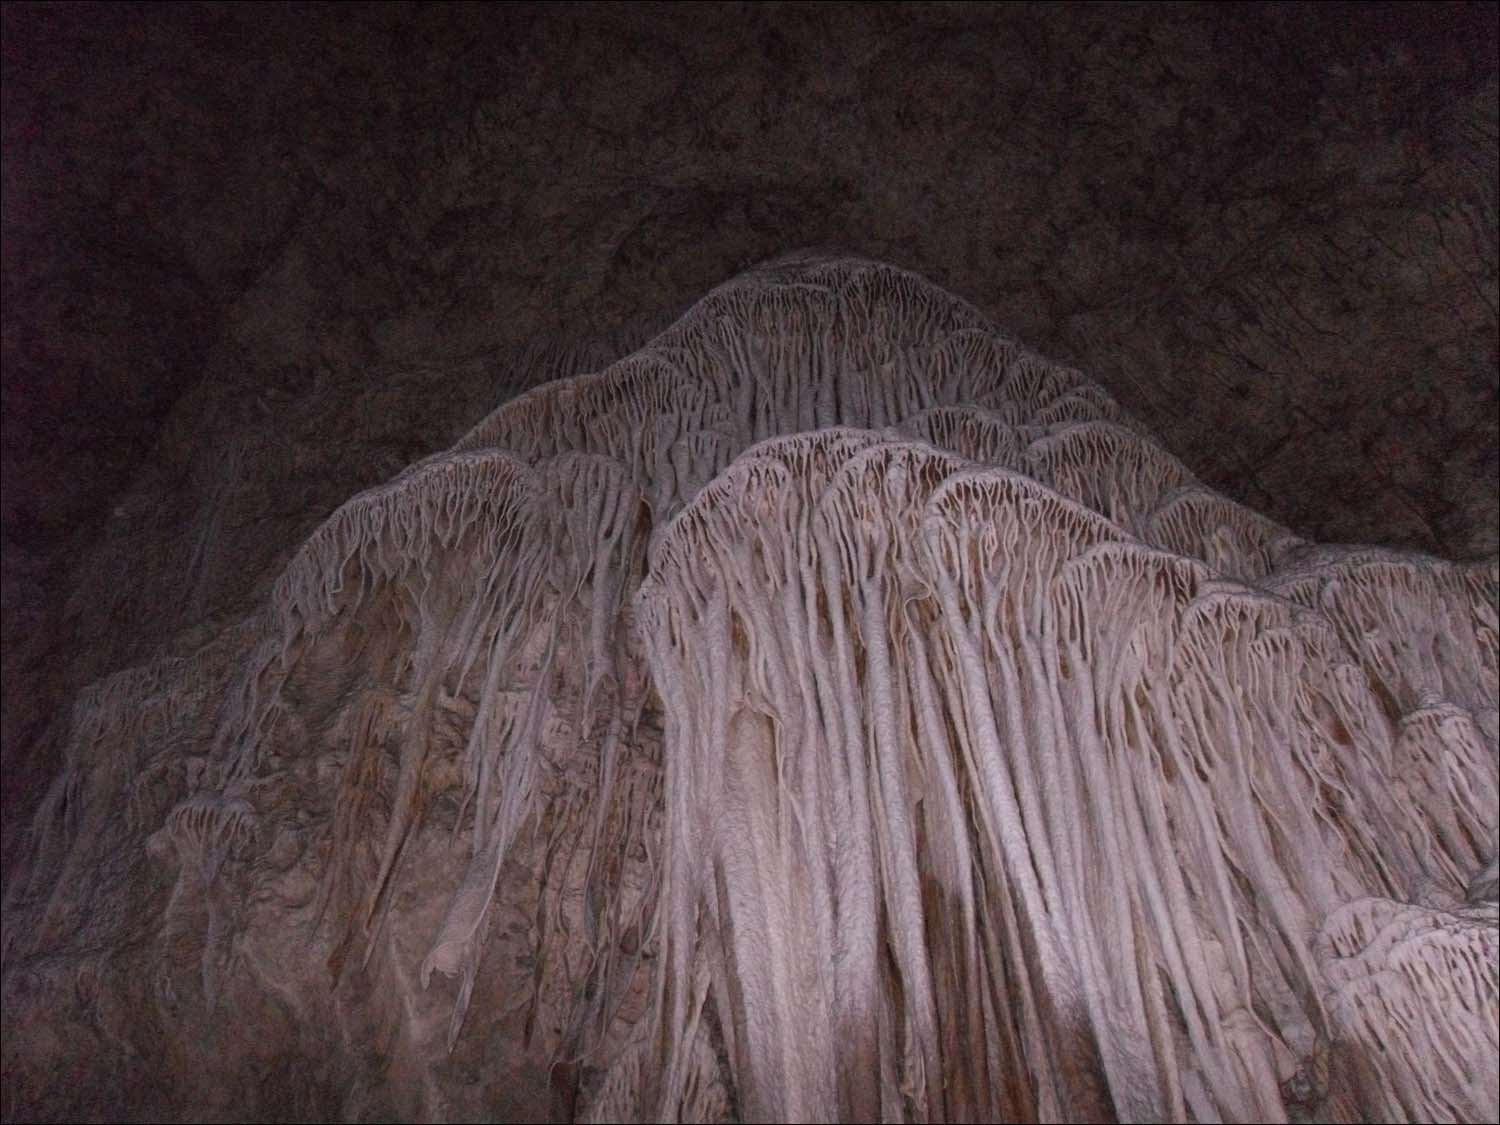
[1,3,1496,1122]
[3,2,1497,874]
[3,253,1496,1122]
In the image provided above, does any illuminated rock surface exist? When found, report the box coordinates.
[3,255,1494,1122]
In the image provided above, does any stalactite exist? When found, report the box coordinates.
[1316,897,1499,1123]
[4,254,1495,1124]
[1026,421,1196,536]
[1144,486,1304,583]
[896,405,1033,470]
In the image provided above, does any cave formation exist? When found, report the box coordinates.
[3,253,1496,1122]
[2,5,1497,1124]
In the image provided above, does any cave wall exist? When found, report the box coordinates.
[3,252,1495,1123]
[2,0,1497,1081]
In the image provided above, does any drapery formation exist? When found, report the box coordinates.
[3,254,1495,1123]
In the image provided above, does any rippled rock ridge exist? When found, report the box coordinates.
[3,255,1494,1123]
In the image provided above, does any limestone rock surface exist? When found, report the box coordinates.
[3,255,1495,1123]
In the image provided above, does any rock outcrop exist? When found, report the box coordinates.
[4,255,1494,1123]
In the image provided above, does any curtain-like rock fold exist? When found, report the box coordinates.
[4,254,1495,1123]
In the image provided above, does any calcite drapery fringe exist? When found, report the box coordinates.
[4,254,1495,1123]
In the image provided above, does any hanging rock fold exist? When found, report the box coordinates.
[3,254,1496,1123]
